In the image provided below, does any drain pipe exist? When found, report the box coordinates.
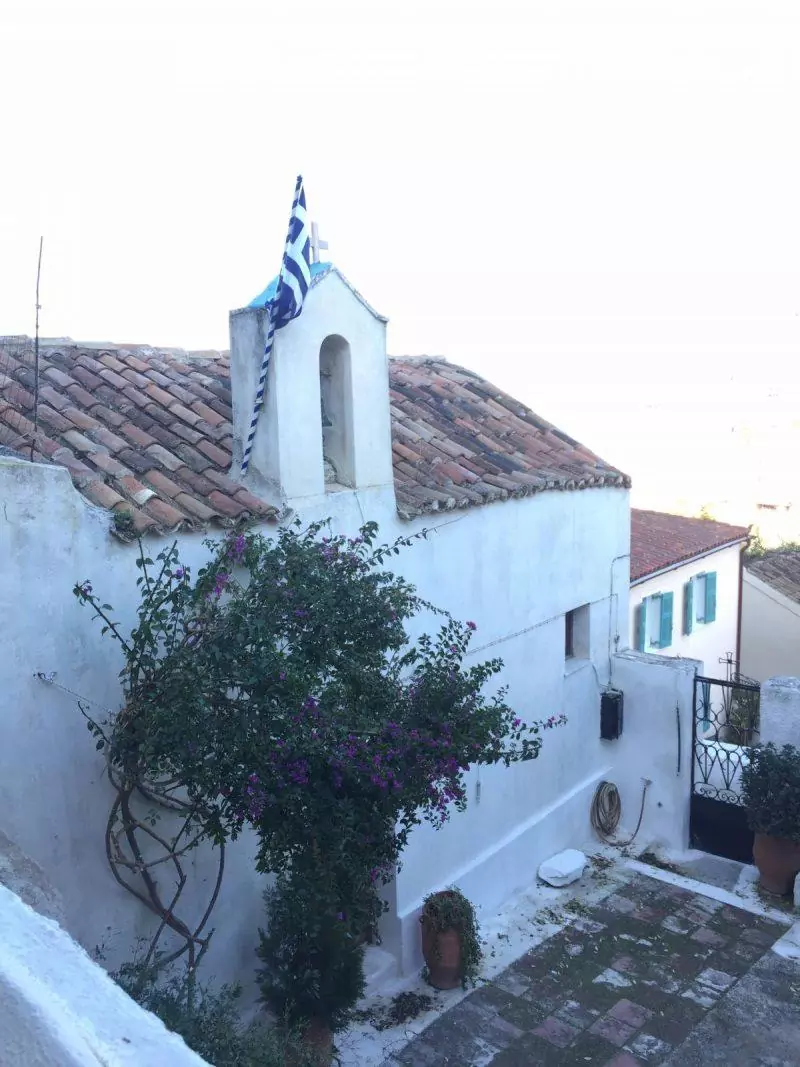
[735,542,745,672]
[607,552,630,683]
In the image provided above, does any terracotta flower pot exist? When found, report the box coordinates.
[753,832,800,896]
[286,1019,333,1067]
[421,917,463,990]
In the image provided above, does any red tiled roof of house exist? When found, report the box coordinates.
[631,509,750,583]
[0,338,629,539]
[746,549,800,605]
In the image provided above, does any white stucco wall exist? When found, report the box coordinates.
[760,675,800,748]
[1,452,638,980]
[741,571,800,682]
[629,542,743,677]
[0,884,207,1067]
[611,651,698,853]
[0,458,265,984]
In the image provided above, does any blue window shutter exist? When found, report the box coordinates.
[659,592,674,648]
[635,600,647,651]
[683,581,693,635]
[705,572,717,623]
[649,594,662,648]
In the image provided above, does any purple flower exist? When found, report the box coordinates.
[466,620,477,630]
[212,572,230,597]
[278,671,286,681]
[79,582,92,596]
[173,567,185,580]
[228,533,246,561]
[512,716,522,730]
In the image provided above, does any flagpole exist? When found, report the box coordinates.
[241,174,304,476]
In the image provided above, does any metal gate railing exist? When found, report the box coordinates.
[690,669,760,862]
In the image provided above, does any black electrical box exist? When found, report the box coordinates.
[600,689,624,740]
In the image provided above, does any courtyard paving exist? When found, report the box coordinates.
[381,871,799,1066]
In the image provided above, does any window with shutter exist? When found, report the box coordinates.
[659,591,674,649]
[635,600,647,651]
[705,571,717,623]
[683,581,693,635]
[694,574,707,622]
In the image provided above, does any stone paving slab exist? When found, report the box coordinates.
[382,871,796,1066]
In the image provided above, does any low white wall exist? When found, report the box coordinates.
[741,572,800,682]
[0,885,207,1067]
[609,651,698,853]
[630,543,742,675]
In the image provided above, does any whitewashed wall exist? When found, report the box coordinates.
[629,543,743,677]
[0,885,208,1067]
[1,453,642,979]
[0,458,266,985]
[741,570,800,682]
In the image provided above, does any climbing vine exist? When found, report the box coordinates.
[75,520,562,985]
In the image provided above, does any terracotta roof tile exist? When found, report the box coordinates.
[146,497,188,527]
[66,384,97,409]
[388,358,629,516]
[120,422,157,448]
[631,509,750,582]
[145,443,184,472]
[196,439,229,466]
[746,550,800,605]
[83,479,127,511]
[170,401,203,428]
[63,406,100,431]
[43,367,76,388]
[2,341,626,539]
[91,404,127,428]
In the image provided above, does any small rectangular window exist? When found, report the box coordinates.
[565,605,590,664]
[565,609,575,658]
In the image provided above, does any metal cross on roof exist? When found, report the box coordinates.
[310,221,328,264]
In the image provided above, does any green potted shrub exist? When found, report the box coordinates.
[257,872,366,1065]
[741,743,800,895]
[420,886,482,990]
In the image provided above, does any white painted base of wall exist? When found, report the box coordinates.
[391,768,611,975]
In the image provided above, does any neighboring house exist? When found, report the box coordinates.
[630,509,749,676]
[0,264,693,982]
[742,549,800,681]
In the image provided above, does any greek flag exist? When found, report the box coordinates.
[241,176,312,475]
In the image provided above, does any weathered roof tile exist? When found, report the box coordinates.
[2,341,626,537]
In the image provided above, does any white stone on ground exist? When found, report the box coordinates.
[538,849,588,887]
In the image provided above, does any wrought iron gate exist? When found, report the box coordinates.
[690,672,761,863]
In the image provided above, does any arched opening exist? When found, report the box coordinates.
[319,334,354,488]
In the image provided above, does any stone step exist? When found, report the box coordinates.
[363,944,399,992]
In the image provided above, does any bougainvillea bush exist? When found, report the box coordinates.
[76,520,562,1010]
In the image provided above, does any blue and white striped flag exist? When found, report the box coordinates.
[241,175,312,475]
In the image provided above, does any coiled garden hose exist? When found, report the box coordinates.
[590,779,650,847]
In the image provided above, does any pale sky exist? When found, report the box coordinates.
[2,1,799,498]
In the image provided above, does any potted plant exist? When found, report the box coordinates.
[741,742,800,895]
[420,886,482,990]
